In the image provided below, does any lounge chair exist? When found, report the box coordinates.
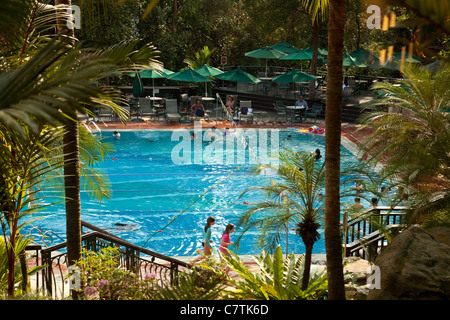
[164,99,181,123]
[139,98,153,119]
[274,102,287,122]
[239,101,253,124]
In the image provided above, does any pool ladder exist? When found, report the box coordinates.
[82,120,102,135]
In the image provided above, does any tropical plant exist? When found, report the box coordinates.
[0,122,69,297]
[218,246,328,300]
[237,149,325,290]
[0,235,45,296]
[1,0,161,298]
[359,64,450,222]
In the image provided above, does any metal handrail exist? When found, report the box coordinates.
[39,228,191,298]
[341,206,408,260]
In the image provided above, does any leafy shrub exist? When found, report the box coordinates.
[214,246,328,300]
[422,209,450,229]
[73,247,156,300]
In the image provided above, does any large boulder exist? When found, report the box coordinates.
[367,226,450,300]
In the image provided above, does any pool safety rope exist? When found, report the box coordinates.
[142,124,265,247]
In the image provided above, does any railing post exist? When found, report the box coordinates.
[343,211,348,257]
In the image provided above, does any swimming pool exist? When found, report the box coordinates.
[28,128,365,257]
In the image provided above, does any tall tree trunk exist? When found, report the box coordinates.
[324,0,346,300]
[63,121,82,267]
[309,19,319,100]
[56,0,82,277]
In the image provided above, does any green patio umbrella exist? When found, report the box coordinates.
[349,47,379,63]
[215,67,261,83]
[194,65,224,77]
[128,68,174,97]
[272,69,317,83]
[216,67,261,96]
[342,53,368,67]
[393,52,423,63]
[280,49,325,61]
[301,46,328,56]
[268,42,300,54]
[245,46,287,77]
[194,65,224,96]
[421,60,447,73]
[166,68,213,82]
[132,75,145,97]
[370,58,402,71]
[272,69,317,97]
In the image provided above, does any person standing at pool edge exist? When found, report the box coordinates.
[219,223,234,258]
[203,216,215,256]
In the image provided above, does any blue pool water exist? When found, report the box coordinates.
[28,129,365,257]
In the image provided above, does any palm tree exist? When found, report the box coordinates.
[359,64,450,220]
[0,123,66,296]
[1,0,161,292]
[324,0,346,300]
[237,150,325,290]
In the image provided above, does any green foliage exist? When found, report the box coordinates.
[0,235,45,296]
[150,253,228,300]
[237,149,325,253]
[359,64,450,220]
[422,209,450,229]
[74,247,156,300]
[219,246,328,300]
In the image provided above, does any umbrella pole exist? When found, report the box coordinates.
[152,78,155,97]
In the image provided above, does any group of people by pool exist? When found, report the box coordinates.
[202,216,234,259]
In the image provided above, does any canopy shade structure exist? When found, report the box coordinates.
[215,67,261,83]
[268,42,300,54]
[272,69,317,83]
[245,46,287,76]
[128,68,174,97]
[349,47,379,63]
[194,65,224,96]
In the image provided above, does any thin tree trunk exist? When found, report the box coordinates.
[301,242,313,290]
[309,19,319,100]
[324,0,346,300]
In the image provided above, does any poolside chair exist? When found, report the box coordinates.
[164,99,182,123]
[274,102,287,122]
[277,82,290,96]
[139,98,153,119]
[238,100,253,124]
[343,86,353,102]
[96,107,113,121]
[304,103,323,123]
